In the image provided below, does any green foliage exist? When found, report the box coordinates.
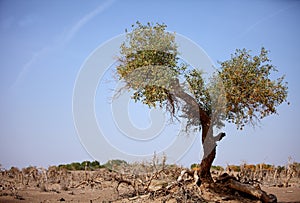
[276,165,285,173]
[190,163,198,169]
[185,70,210,113]
[70,162,84,170]
[192,163,224,171]
[219,48,288,129]
[90,160,101,168]
[58,164,72,170]
[116,22,288,132]
[58,160,103,171]
[81,160,91,167]
[103,159,128,169]
[182,70,210,128]
[117,21,184,109]
[211,165,224,171]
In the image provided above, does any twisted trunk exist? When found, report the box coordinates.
[172,80,225,184]
[198,124,226,184]
[198,122,225,184]
[198,121,214,183]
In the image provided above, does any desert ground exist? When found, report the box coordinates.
[0,185,300,203]
[1,162,300,203]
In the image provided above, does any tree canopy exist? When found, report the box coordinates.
[116,22,288,131]
[219,48,288,129]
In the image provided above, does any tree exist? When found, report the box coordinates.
[90,160,101,169]
[116,22,288,184]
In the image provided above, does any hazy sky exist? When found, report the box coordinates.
[0,0,299,169]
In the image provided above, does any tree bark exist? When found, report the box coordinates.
[171,81,226,184]
[198,148,216,184]
[227,179,277,203]
[197,127,225,185]
[198,130,226,184]
[198,122,226,184]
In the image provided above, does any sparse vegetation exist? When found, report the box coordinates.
[0,160,299,202]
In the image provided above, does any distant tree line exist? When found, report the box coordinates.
[58,160,102,171]
[57,159,128,171]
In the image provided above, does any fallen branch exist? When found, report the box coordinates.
[115,176,136,195]
[227,179,277,203]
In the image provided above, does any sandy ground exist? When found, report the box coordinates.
[0,186,300,203]
[0,187,117,203]
[1,168,299,202]
[262,186,300,203]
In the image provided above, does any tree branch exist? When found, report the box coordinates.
[171,78,210,125]
[213,132,226,143]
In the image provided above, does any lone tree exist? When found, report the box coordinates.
[116,22,288,184]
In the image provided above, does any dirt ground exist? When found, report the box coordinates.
[0,185,299,203]
[1,167,300,203]
[262,186,300,203]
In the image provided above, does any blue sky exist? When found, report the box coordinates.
[0,0,299,169]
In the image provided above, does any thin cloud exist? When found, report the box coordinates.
[240,4,295,38]
[11,47,49,89]
[64,0,116,44]
[11,0,116,89]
